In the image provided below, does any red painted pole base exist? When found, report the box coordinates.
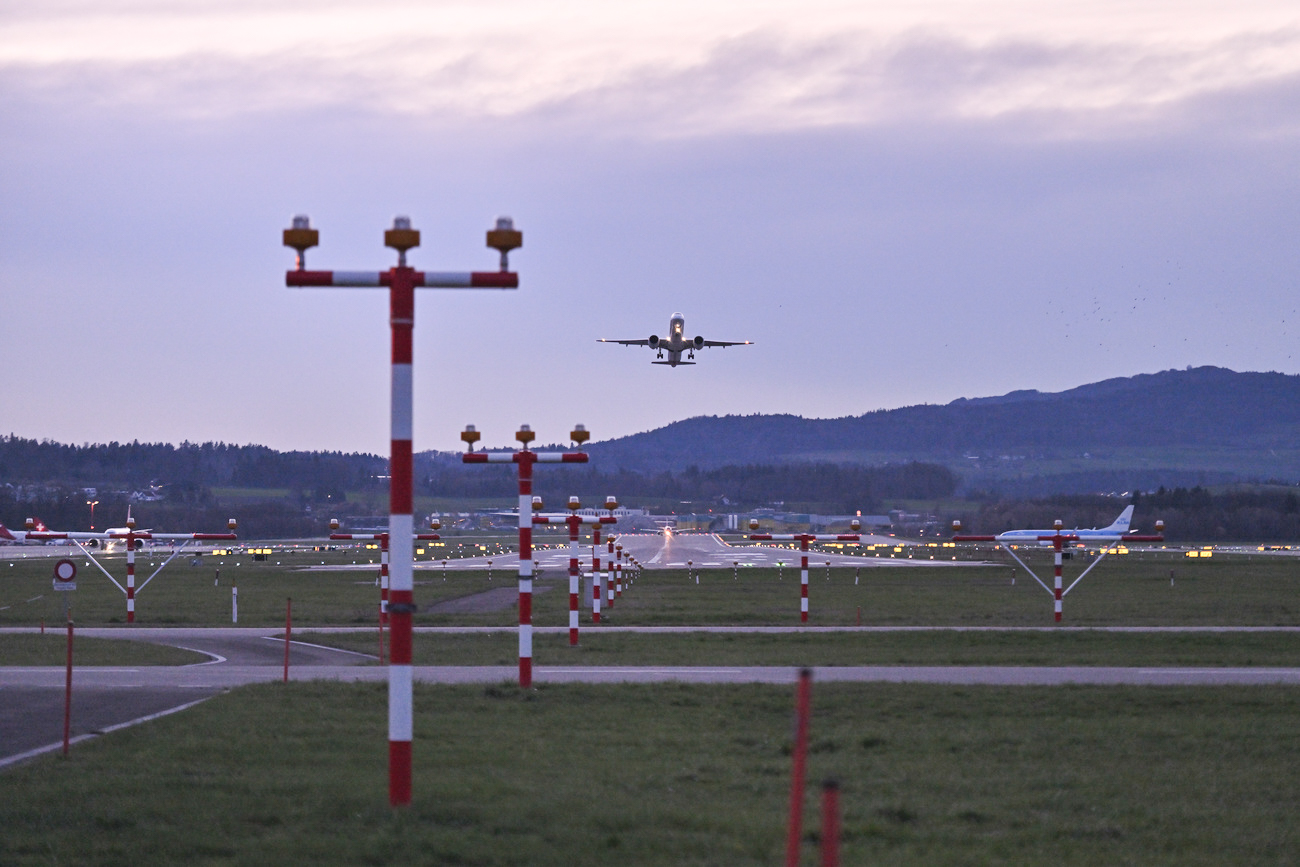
[389,740,412,806]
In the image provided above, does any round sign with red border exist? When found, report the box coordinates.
[53,558,77,590]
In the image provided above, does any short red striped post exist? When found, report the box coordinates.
[750,520,861,622]
[786,667,813,867]
[591,525,603,623]
[287,214,520,808]
[462,424,590,687]
[820,779,841,867]
[62,614,73,757]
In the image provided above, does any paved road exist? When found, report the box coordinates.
[6,624,1300,768]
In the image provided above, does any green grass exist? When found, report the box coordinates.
[2,681,1298,865]
[2,548,1298,628]
[302,628,1300,668]
[0,634,206,666]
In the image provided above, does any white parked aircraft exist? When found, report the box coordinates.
[599,312,751,367]
[994,506,1136,544]
[953,505,1163,545]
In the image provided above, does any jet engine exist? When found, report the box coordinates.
[85,539,100,548]
[693,336,704,349]
[648,335,660,348]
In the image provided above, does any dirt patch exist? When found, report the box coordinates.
[423,583,554,615]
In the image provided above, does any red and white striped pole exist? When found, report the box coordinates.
[606,535,616,609]
[380,532,390,626]
[591,525,603,623]
[750,520,861,622]
[125,528,136,623]
[287,214,521,809]
[1052,520,1064,623]
[462,424,589,687]
[567,498,581,646]
[615,543,624,598]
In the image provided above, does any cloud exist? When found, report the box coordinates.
[3,16,1299,140]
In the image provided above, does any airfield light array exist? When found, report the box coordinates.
[748,518,861,622]
[286,214,519,808]
[461,425,590,687]
[952,518,1166,622]
[532,497,618,645]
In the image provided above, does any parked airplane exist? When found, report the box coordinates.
[954,505,1160,545]
[0,519,48,544]
[598,312,751,367]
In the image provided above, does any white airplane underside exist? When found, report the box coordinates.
[599,312,751,368]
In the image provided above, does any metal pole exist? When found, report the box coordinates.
[283,597,292,682]
[800,537,810,622]
[591,526,602,623]
[125,533,136,623]
[387,265,417,805]
[517,453,537,688]
[1053,533,1064,622]
[568,513,580,646]
[62,613,73,757]
[232,586,238,623]
[820,779,841,867]
[785,668,812,867]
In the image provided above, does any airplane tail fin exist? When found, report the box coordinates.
[0,523,14,540]
[1104,505,1135,533]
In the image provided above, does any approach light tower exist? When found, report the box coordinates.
[461,424,590,687]
[749,519,861,622]
[284,214,521,808]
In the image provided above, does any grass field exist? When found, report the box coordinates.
[2,547,1297,629]
[303,628,1300,668]
[2,681,1298,865]
[0,634,206,666]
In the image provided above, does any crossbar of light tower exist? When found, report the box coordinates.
[748,519,861,622]
[28,518,238,623]
[533,497,617,645]
[952,519,1165,622]
[461,424,590,686]
[285,214,521,808]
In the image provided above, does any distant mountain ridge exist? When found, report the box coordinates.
[587,367,1300,493]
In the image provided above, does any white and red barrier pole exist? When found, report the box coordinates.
[380,532,390,626]
[566,504,581,645]
[1053,530,1064,623]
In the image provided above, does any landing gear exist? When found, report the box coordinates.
[656,350,664,359]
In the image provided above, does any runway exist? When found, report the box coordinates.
[416,532,962,573]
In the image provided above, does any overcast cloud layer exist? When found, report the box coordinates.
[2,2,1297,454]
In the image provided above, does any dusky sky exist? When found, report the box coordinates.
[2,1,1297,454]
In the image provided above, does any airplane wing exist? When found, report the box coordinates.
[698,340,752,348]
[597,338,653,346]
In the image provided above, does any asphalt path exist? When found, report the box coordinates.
[6,623,1300,768]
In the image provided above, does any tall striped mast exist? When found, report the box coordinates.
[749,519,861,622]
[285,214,521,808]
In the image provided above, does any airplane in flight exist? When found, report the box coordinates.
[598,312,752,367]
[953,505,1162,545]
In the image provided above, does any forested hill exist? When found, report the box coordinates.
[585,367,1300,491]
